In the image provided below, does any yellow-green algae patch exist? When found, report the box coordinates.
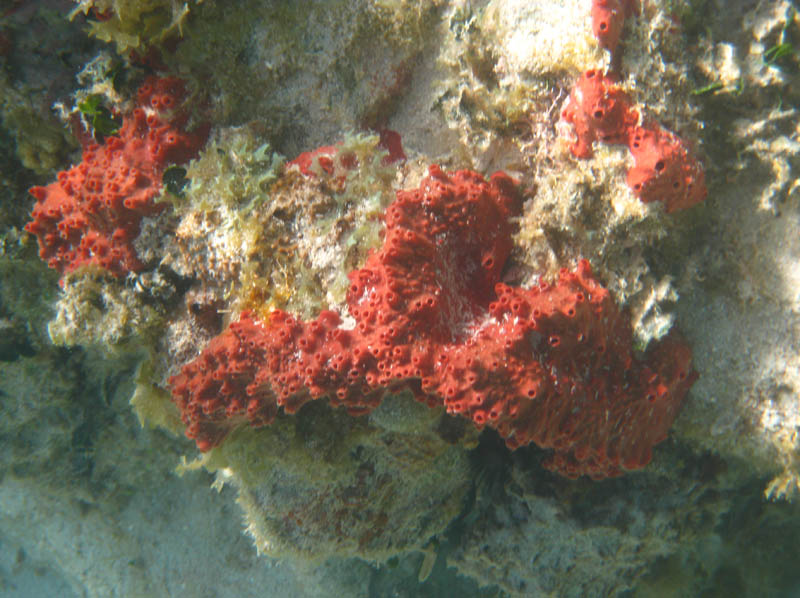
[177,393,474,561]
[0,70,76,175]
[129,355,184,435]
[70,0,202,53]
[48,267,172,352]
[164,126,398,320]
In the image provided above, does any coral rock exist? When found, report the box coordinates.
[627,122,708,213]
[170,166,697,479]
[561,69,638,158]
[25,77,206,278]
[591,0,640,52]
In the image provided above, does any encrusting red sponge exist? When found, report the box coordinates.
[170,165,697,479]
[591,0,640,53]
[560,69,639,159]
[25,77,206,279]
[287,128,406,177]
[561,69,708,213]
[627,122,708,212]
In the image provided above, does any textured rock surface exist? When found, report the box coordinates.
[2,0,800,597]
[670,0,800,498]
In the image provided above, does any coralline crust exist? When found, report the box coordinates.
[170,166,697,479]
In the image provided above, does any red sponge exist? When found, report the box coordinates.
[25,77,206,279]
[170,166,697,479]
[562,70,707,213]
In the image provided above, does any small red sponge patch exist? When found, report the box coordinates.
[25,77,206,279]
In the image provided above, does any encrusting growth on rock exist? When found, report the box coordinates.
[626,122,708,212]
[560,69,639,159]
[591,0,640,53]
[287,128,406,178]
[25,77,206,279]
[561,69,707,213]
[170,166,697,479]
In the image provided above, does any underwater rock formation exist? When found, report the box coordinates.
[5,0,800,596]
[170,166,696,479]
